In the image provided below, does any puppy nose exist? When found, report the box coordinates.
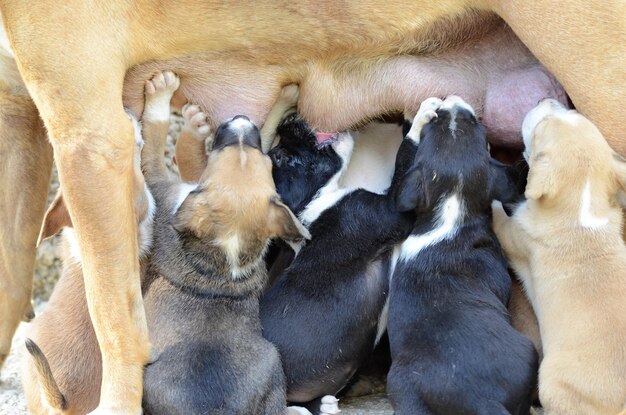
[213,115,261,151]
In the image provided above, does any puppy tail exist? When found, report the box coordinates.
[25,338,68,411]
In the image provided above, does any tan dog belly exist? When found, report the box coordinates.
[122,21,566,151]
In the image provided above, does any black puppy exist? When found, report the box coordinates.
[387,96,537,415]
[260,114,418,413]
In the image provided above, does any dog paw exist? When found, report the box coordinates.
[320,395,340,414]
[182,103,212,139]
[145,71,180,98]
[406,97,442,143]
[143,71,180,121]
[416,97,443,124]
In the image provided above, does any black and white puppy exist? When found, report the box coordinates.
[260,114,418,413]
[386,96,538,415]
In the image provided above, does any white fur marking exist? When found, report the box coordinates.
[375,298,389,345]
[138,184,156,256]
[143,95,173,122]
[375,245,401,344]
[400,194,462,261]
[579,180,608,229]
[172,182,198,214]
[441,95,475,116]
[299,133,355,226]
[228,117,253,140]
[0,15,14,58]
[64,228,82,264]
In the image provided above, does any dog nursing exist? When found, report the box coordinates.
[493,99,626,415]
[260,115,416,410]
[23,72,316,415]
[1,4,624,412]
[386,96,538,414]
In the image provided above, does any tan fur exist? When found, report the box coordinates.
[0,1,622,411]
[508,278,542,362]
[493,109,626,415]
[0,92,52,371]
[174,129,208,183]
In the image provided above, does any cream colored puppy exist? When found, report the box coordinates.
[492,99,626,415]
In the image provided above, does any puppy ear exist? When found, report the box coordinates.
[37,190,72,246]
[612,152,626,207]
[171,192,207,235]
[393,166,428,212]
[488,159,523,204]
[524,151,553,200]
[268,197,311,242]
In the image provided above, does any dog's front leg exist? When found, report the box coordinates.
[0,93,52,370]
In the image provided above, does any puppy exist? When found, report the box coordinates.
[387,96,537,414]
[23,112,155,415]
[492,99,626,415]
[138,73,311,415]
[260,114,417,412]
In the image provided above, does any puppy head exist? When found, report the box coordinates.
[173,116,309,277]
[268,114,353,214]
[522,99,625,207]
[395,96,518,214]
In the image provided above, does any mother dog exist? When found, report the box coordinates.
[0,1,623,414]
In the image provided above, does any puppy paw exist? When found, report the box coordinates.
[320,395,340,414]
[416,97,443,124]
[181,103,212,140]
[143,71,180,121]
[406,97,442,143]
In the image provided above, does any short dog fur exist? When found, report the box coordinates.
[386,96,538,414]
[492,99,626,415]
[0,3,622,410]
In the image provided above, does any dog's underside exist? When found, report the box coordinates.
[0,1,624,412]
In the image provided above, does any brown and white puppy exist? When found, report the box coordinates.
[0,2,623,412]
[493,99,626,415]
[139,72,311,415]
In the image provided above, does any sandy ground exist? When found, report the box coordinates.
[0,311,32,414]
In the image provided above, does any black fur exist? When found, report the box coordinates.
[260,116,417,406]
[268,114,342,215]
[387,104,538,415]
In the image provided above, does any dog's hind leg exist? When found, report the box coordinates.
[3,7,150,412]
[0,92,52,371]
